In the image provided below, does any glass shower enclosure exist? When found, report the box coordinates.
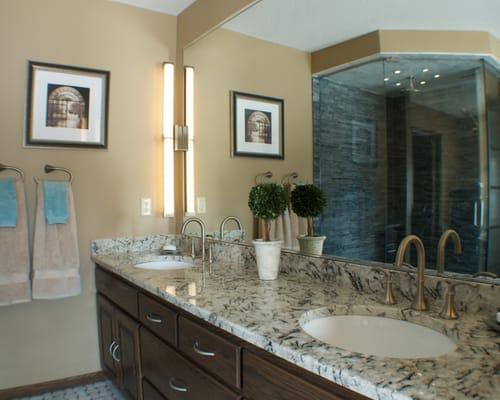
[313,55,500,275]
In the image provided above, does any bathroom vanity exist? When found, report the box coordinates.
[92,236,499,400]
[95,266,365,400]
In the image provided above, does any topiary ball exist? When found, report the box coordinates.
[248,183,287,220]
[291,184,326,218]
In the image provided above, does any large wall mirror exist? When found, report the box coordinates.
[183,0,500,284]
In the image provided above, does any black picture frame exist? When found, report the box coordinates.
[25,61,110,149]
[232,91,284,159]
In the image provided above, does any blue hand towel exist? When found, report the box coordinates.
[43,181,69,225]
[0,178,18,228]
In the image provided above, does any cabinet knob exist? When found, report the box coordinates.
[169,377,188,393]
[193,341,215,357]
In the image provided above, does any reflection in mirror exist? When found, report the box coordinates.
[183,3,500,283]
[313,55,500,276]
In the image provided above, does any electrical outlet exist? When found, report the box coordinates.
[197,197,206,214]
[141,198,152,216]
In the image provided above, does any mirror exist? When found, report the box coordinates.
[182,0,500,284]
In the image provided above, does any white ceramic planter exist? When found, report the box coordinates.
[252,239,282,280]
[297,235,326,256]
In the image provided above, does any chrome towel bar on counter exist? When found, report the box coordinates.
[34,164,73,183]
[0,163,25,181]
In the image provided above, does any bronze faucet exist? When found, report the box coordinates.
[436,229,462,274]
[394,235,428,311]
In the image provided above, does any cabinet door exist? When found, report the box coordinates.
[96,294,120,382]
[115,308,142,400]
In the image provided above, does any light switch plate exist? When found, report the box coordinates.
[197,197,206,214]
[141,198,152,216]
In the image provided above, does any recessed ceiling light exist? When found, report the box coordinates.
[394,70,401,75]
[422,68,429,72]
[396,82,402,87]
[420,81,427,85]
[384,77,390,82]
[434,74,441,79]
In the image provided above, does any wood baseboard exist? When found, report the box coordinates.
[0,371,106,400]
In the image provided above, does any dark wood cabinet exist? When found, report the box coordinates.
[96,293,142,400]
[178,315,241,389]
[95,266,367,400]
[141,328,239,400]
[97,294,120,382]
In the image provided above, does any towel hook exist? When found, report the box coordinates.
[0,163,25,181]
[255,171,273,184]
[281,172,299,185]
[34,164,73,183]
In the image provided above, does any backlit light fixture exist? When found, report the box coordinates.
[163,62,175,217]
[184,66,195,215]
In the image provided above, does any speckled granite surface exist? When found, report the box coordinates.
[91,236,500,400]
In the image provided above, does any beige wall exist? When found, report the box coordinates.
[0,0,176,389]
[312,30,500,74]
[184,28,313,237]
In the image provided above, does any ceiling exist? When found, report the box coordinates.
[223,0,500,52]
[112,0,196,15]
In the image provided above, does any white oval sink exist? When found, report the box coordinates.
[134,260,194,270]
[302,315,456,359]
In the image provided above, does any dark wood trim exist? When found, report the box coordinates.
[0,371,106,400]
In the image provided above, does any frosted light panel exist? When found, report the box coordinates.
[163,63,175,217]
[185,66,195,215]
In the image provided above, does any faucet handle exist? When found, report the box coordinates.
[372,267,396,305]
[439,281,478,320]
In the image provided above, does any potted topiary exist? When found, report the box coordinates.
[291,184,327,256]
[248,183,287,280]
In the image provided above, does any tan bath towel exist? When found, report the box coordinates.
[32,181,80,299]
[0,180,31,305]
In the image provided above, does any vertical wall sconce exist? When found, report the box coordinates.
[184,66,196,215]
[163,62,175,217]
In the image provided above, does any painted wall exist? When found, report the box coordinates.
[0,0,176,389]
[183,28,313,237]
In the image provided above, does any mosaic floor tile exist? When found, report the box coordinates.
[14,380,125,400]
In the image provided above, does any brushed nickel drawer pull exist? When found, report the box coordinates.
[169,377,188,392]
[146,313,163,324]
[193,341,215,357]
[111,343,121,363]
[108,341,117,356]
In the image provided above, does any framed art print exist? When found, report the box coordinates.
[26,61,110,149]
[232,91,284,159]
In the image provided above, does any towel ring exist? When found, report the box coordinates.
[0,163,25,181]
[34,164,73,183]
[281,172,298,185]
[255,171,273,184]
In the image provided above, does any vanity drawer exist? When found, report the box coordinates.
[243,350,358,400]
[95,267,138,318]
[141,328,239,400]
[142,379,166,400]
[139,293,177,346]
[179,316,241,388]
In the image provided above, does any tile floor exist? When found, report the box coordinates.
[15,380,125,400]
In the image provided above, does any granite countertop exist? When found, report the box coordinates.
[92,250,500,400]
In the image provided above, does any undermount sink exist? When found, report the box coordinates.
[301,314,457,359]
[134,259,194,271]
